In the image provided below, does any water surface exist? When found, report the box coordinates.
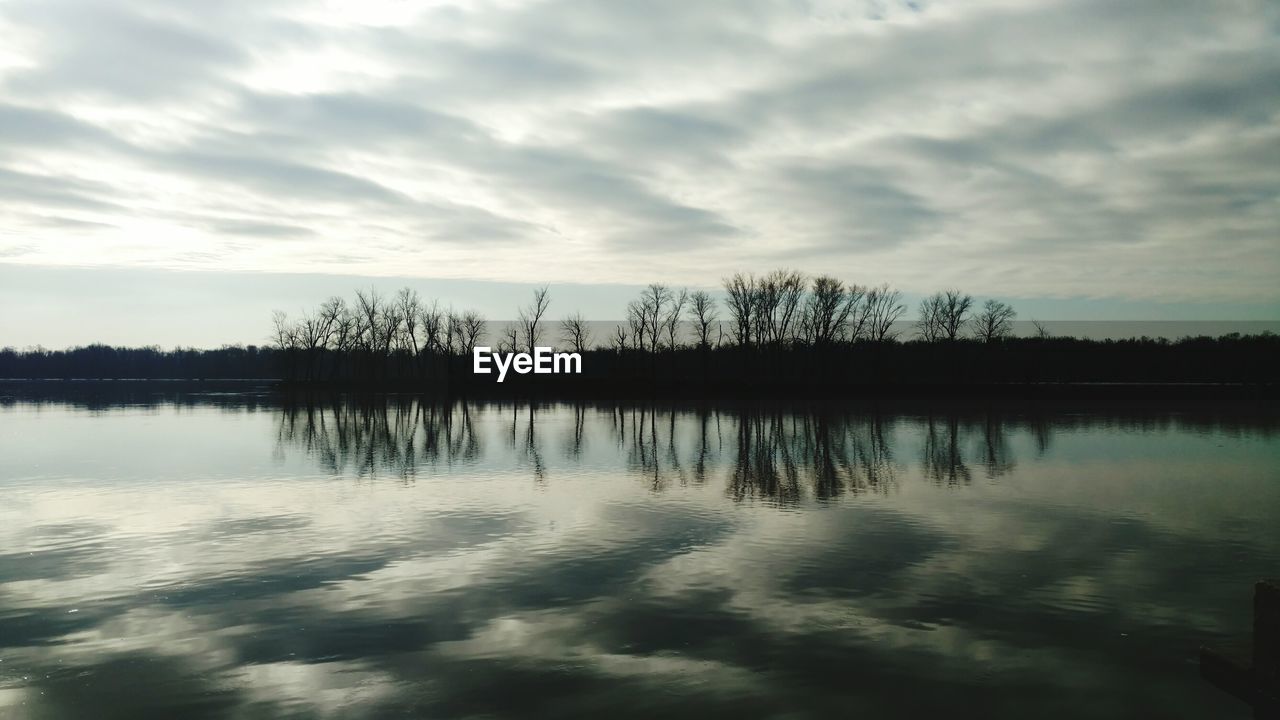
[1,386,1277,718]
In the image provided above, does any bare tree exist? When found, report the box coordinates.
[940,290,973,341]
[396,288,423,366]
[917,293,945,342]
[723,272,756,347]
[640,283,672,350]
[918,289,973,342]
[271,310,298,350]
[664,288,688,349]
[843,283,870,341]
[328,304,358,378]
[460,311,486,354]
[270,310,302,379]
[354,288,382,354]
[444,310,461,356]
[689,290,718,348]
[297,312,325,356]
[560,312,591,353]
[500,323,520,353]
[612,323,629,352]
[378,303,403,360]
[865,284,907,341]
[762,269,806,345]
[626,299,648,352]
[517,286,551,351]
[300,298,343,380]
[331,304,357,354]
[751,273,778,343]
[972,299,1017,342]
[805,275,863,346]
[317,297,345,335]
[418,302,445,354]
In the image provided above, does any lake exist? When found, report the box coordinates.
[0,384,1277,718]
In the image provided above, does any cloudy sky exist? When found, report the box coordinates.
[1,0,1277,346]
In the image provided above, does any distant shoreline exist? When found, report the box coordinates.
[3,377,1277,407]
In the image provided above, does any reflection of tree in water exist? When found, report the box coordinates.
[277,395,479,478]
[854,414,898,492]
[923,414,971,486]
[276,398,1027,492]
[611,404,686,492]
[979,412,1016,478]
[500,401,546,482]
[1029,410,1052,456]
[524,403,546,482]
[802,412,896,499]
[594,404,910,501]
[723,409,903,502]
[693,409,722,485]
[727,410,801,503]
[921,410,1018,485]
[562,403,586,461]
[609,404,725,492]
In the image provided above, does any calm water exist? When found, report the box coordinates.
[0,386,1277,719]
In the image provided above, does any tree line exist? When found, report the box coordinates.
[1,269,1275,387]
[265,270,1017,362]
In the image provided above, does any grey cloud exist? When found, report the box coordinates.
[206,219,315,239]
[25,216,117,230]
[235,91,484,145]
[762,162,940,250]
[0,103,130,150]
[154,150,413,206]
[0,0,1275,300]
[2,0,248,100]
[384,35,606,102]
[216,89,742,248]
[0,166,126,213]
[579,106,748,168]
[981,53,1280,158]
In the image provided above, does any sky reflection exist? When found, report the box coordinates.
[0,392,1277,718]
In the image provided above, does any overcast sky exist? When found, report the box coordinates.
[1,0,1278,346]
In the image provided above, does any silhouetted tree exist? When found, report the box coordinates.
[444,310,462,355]
[640,283,672,350]
[626,299,648,351]
[500,323,520,353]
[689,290,719,348]
[972,299,1017,342]
[756,269,806,345]
[419,303,445,354]
[205,275,1280,388]
[918,289,972,342]
[353,288,381,363]
[918,293,945,342]
[271,310,296,351]
[803,275,863,346]
[864,284,907,341]
[560,312,591,353]
[723,272,757,347]
[664,288,688,349]
[518,286,551,351]
[396,288,423,376]
[459,310,486,354]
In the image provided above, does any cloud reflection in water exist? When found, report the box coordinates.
[0,393,1277,718]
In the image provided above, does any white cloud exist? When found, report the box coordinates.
[0,0,1276,302]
